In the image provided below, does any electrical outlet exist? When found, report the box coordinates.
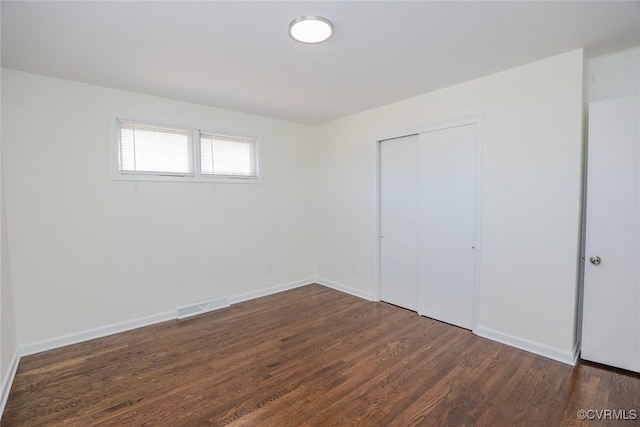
[351,263,358,274]
[266,263,273,274]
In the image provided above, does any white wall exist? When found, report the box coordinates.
[1,2,21,409]
[314,49,585,361]
[1,187,18,394]
[1,69,316,346]
[590,46,640,102]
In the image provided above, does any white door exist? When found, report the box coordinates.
[418,125,477,329]
[380,135,419,311]
[582,96,640,372]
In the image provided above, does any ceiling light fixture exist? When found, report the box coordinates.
[289,16,334,44]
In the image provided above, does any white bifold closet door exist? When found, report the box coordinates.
[381,124,477,329]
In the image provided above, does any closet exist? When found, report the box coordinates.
[380,120,480,329]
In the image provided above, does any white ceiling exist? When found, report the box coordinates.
[2,1,639,125]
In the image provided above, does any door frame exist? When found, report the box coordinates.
[374,112,483,331]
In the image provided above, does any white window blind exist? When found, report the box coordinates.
[119,121,193,175]
[112,118,260,183]
[200,133,257,178]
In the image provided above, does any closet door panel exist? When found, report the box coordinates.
[380,135,419,311]
[418,124,476,329]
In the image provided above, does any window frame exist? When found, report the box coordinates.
[110,116,262,184]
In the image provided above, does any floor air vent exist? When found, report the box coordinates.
[177,297,230,320]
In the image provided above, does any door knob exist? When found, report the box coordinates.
[589,256,602,265]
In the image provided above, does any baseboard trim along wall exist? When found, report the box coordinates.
[0,349,20,418]
[475,326,578,366]
[20,278,316,358]
[19,310,177,357]
[228,278,314,305]
[314,278,374,301]
[16,277,369,360]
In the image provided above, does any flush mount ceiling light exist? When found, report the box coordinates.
[289,16,334,44]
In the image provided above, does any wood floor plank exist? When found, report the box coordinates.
[3,284,640,426]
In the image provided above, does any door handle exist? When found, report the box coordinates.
[589,256,602,265]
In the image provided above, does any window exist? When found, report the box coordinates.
[112,118,260,183]
[119,121,194,175]
[200,133,257,178]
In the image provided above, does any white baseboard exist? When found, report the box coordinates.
[14,279,579,368]
[314,277,374,301]
[475,326,577,366]
[20,310,176,357]
[0,348,20,417]
[228,278,314,305]
[20,278,316,357]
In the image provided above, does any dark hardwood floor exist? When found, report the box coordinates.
[2,284,639,426]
